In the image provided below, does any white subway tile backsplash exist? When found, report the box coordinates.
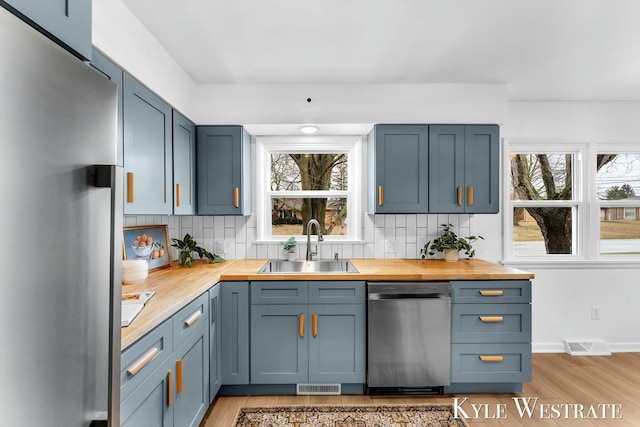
[129,212,475,261]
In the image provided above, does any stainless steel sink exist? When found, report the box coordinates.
[257,259,359,274]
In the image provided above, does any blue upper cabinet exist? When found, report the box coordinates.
[196,126,251,216]
[367,125,429,213]
[89,50,124,167]
[2,0,92,60]
[429,125,499,214]
[123,74,173,215]
[172,111,196,215]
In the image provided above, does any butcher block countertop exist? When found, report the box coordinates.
[121,258,533,350]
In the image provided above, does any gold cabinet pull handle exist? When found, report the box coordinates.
[127,172,134,203]
[176,183,181,207]
[312,313,317,337]
[480,316,504,323]
[480,355,504,362]
[378,185,384,206]
[126,347,159,376]
[479,290,504,296]
[457,186,462,206]
[299,313,305,338]
[167,370,173,406]
[234,187,240,208]
[467,185,474,206]
[176,360,184,394]
[184,310,203,327]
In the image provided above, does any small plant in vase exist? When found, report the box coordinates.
[171,233,224,267]
[421,224,484,262]
[280,236,297,261]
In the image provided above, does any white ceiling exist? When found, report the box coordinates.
[121,0,639,102]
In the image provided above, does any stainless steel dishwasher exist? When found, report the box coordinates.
[367,282,451,394]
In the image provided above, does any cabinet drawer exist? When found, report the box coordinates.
[251,281,308,305]
[121,319,172,401]
[452,280,531,304]
[451,343,532,383]
[452,304,531,343]
[173,292,209,350]
[309,281,365,304]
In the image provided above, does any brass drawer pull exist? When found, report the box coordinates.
[457,186,462,206]
[234,187,240,208]
[127,172,134,203]
[479,290,504,296]
[312,313,317,337]
[378,186,384,206]
[184,310,203,326]
[176,360,184,394]
[299,313,305,338]
[480,316,504,323]
[176,183,181,207]
[480,355,504,362]
[467,185,474,206]
[126,347,159,376]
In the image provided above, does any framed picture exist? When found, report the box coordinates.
[123,225,171,271]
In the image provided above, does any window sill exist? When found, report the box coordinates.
[500,259,640,269]
[253,239,366,245]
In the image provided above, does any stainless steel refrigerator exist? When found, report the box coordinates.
[0,7,122,427]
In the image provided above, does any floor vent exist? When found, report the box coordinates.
[296,384,341,395]
[564,339,611,356]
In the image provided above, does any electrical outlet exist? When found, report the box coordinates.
[591,306,600,320]
[385,239,397,253]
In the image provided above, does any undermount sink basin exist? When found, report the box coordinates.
[257,259,359,274]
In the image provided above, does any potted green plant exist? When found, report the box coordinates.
[280,236,297,261]
[420,224,484,262]
[170,233,224,267]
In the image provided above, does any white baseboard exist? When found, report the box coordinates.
[533,342,640,353]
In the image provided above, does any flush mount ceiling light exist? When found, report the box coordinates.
[299,125,319,134]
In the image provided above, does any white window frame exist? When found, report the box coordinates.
[255,136,363,243]
[503,140,640,265]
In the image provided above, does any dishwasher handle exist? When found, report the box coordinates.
[367,282,451,300]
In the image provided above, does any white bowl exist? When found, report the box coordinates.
[122,269,148,285]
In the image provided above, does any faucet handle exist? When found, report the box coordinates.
[334,253,339,261]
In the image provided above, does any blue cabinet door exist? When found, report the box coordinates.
[464,125,499,213]
[429,125,499,213]
[428,125,465,213]
[2,0,92,60]
[173,322,209,427]
[120,356,174,427]
[197,126,251,215]
[172,110,196,215]
[367,125,429,213]
[220,282,250,385]
[250,304,309,384]
[308,304,366,384]
[123,74,173,214]
[89,49,123,166]
[209,285,222,400]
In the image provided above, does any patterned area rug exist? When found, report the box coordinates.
[233,404,468,426]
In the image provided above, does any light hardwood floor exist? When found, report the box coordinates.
[200,352,640,427]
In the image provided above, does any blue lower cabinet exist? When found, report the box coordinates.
[221,282,250,385]
[308,304,366,384]
[251,305,309,384]
[173,322,209,427]
[121,356,175,427]
[451,343,532,383]
[249,281,366,387]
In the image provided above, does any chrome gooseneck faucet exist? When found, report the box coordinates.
[305,219,324,261]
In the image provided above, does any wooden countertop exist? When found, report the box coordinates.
[121,258,533,350]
